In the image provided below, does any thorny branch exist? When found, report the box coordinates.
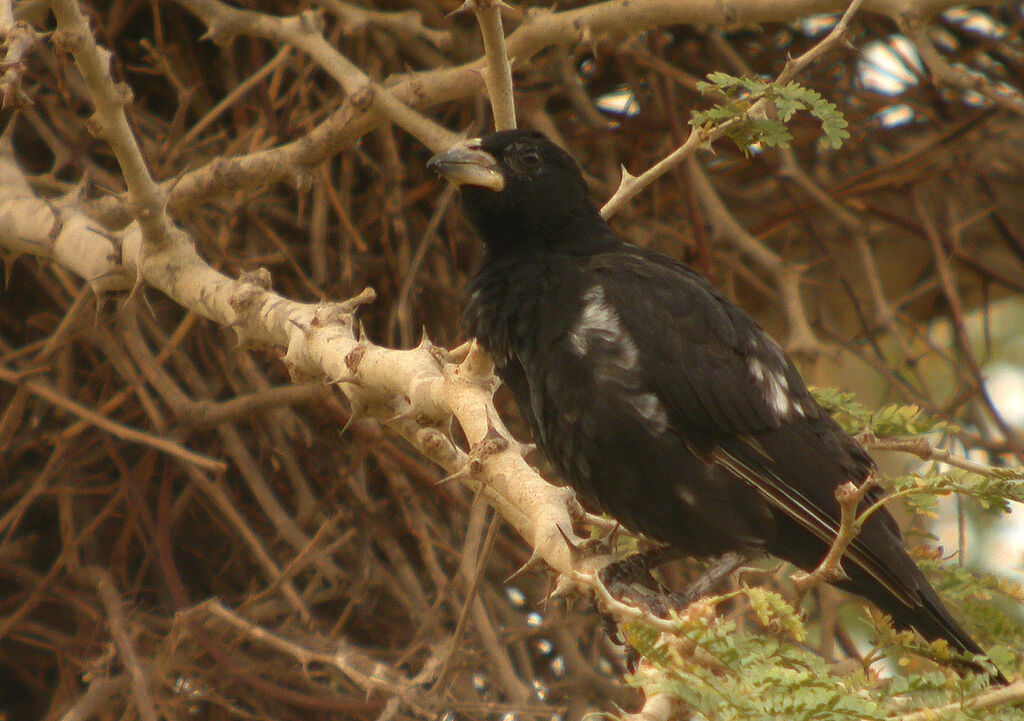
[50,0,176,248]
[468,0,517,131]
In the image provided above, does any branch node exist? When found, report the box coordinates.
[419,427,455,462]
[344,341,370,377]
[349,84,375,111]
[113,81,134,107]
[338,286,377,316]
[791,479,876,607]
[85,113,105,138]
[199,23,236,47]
[298,9,323,34]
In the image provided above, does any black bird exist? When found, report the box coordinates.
[428,129,1003,681]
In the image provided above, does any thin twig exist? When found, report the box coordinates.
[80,567,160,721]
[434,499,501,693]
[197,599,435,715]
[600,0,867,218]
[0,365,227,471]
[861,434,1024,479]
[915,188,1024,461]
[172,0,461,152]
[470,0,517,130]
[790,480,875,606]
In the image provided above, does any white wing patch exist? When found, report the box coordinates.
[630,392,669,434]
[748,357,803,420]
[569,285,639,372]
[570,285,669,434]
[673,483,696,506]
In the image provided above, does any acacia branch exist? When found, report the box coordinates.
[2,136,582,581]
[600,0,867,219]
[469,0,517,131]
[0,136,125,289]
[51,0,175,249]
[7,2,581,580]
[861,434,1024,479]
[790,480,875,605]
[7,1,1022,716]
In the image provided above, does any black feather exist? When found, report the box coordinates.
[428,129,1006,683]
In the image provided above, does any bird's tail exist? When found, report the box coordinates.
[839,561,1009,685]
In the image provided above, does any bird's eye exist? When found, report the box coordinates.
[520,149,541,165]
[507,144,541,169]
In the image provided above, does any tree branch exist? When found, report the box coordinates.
[79,567,160,721]
[82,0,998,228]
[468,0,517,131]
[901,17,1024,118]
[790,479,876,605]
[51,0,176,249]
[861,434,1024,479]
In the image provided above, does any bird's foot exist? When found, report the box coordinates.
[673,551,747,605]
[599,563,671,618]
[598,547,684,618]
[599,549,747,617]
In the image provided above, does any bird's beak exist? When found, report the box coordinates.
[427,139,505,191]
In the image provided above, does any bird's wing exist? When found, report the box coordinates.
[588,247,816,436]
[710,445,919,607]
[589,247,918,607]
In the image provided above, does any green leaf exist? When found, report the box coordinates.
[690,72,850,153]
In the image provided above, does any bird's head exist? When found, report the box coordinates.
[428,130,610,253]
